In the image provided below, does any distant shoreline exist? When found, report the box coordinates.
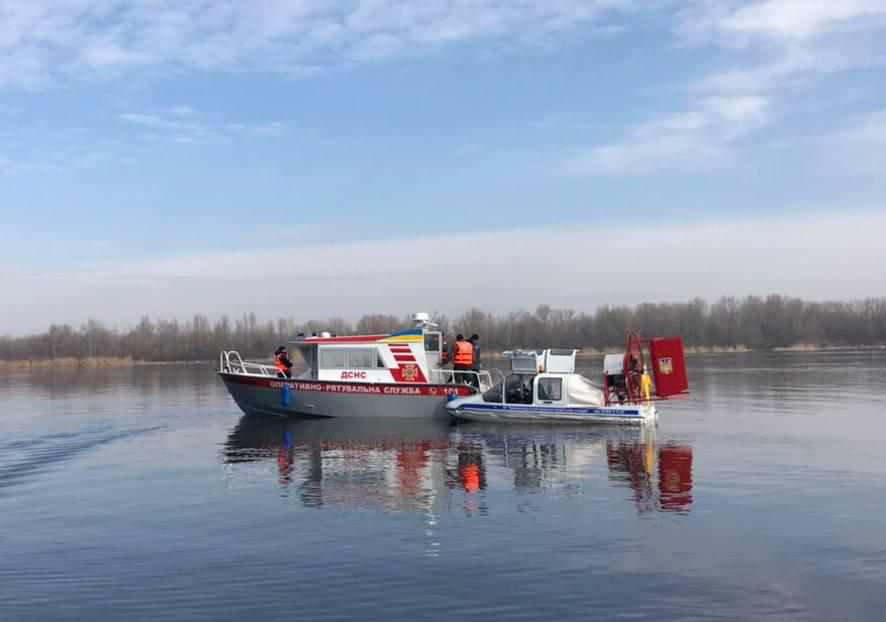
[0,357,213,371]
[2,344,885,371]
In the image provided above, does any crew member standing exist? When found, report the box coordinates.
[468,334,481,369]
[274,345,293,378]
[468,334,481,388]
[451,334,474,386]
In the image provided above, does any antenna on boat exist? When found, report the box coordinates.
[412,312,437,329]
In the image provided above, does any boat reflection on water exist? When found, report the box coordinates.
[457,424,694,514]
[605,433,694,513]
[223,416,693,514]
[224,417,452,512]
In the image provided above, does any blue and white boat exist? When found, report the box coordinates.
[447,340,688,425]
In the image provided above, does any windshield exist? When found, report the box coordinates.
[296,345,317,379]
[505,373,534,404]
[482,382,503,402]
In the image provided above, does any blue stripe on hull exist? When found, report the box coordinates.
[457,403,643,417]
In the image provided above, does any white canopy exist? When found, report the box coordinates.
[567,375,605,407]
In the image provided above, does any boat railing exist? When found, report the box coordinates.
[430,368,503,392]
[219,350,277,377]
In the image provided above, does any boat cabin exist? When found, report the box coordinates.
[288,312,458,385]
[480,349,605,407]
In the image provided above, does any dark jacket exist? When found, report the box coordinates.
[469,339,481,370]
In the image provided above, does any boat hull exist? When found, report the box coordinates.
[219,373,472,419]
[447,402,657,424]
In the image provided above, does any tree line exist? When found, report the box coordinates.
[2,295,886,362]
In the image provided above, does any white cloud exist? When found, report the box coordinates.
[3,208,885,334]
[118,112,201,132]
[563,94,768,174]
[563,132,726,175]
[678,0,886,45]
[116,108,287,143]
[168,105,197,117]
[683,1,886,95]
[79,38,152,68]
[564,1,886,177]
[0,130,134,177]
[718,0,886,41]
[225,121,287,138]
[0,0,632,89]
[702,94,767,123]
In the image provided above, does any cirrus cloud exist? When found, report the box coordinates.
[0,0,633,89]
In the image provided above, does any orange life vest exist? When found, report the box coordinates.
[462,464,480,492]
[275,354,289,374]
[453,340,474,366]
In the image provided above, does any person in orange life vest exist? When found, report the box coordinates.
[451,334,474,386]
[274,345,293,378]
[462,463,481,493]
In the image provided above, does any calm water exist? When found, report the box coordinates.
[2,352,885,621]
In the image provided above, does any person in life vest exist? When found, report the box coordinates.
[468,334,481,371]
[466,333,481,389]
[274,345,293,378]
[451,334,475,386]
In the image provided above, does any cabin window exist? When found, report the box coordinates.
[347,349,376,369]
[537,377,563,401]
[318,348,382,369]
[504,374,534,404]
[319,349,348,368]
[424,333,441,353]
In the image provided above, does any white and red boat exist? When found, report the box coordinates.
[218,313,497,419]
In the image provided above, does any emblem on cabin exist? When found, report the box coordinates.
[402,363,419,382]
[658,357,673,375]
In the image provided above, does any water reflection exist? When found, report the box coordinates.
[224,417,451,512]
[606,436,694,513]
[460,424,694,514]
[223,416,694,515]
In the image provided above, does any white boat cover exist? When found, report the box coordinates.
[567,375,605,407]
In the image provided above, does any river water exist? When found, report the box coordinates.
[1,351,885,621]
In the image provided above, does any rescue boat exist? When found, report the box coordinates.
[446,332,689,424]
[218,313,497,419]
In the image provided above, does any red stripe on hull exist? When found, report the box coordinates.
[393,355,416,362]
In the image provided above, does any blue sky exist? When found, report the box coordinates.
[2,1,886,333]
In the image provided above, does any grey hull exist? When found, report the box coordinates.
[219,373,470,419]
